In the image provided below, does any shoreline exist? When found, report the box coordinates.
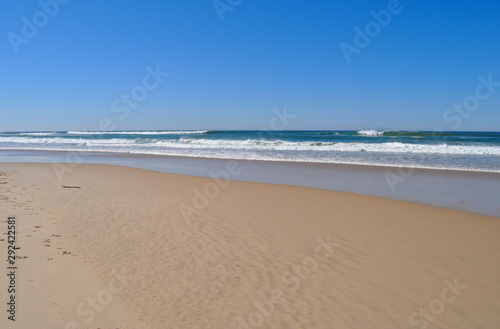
[1,149,500,217]
[0,162,499,328]
[2,147,500,173]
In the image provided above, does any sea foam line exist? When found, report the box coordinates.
[1,136,500,156]
[66,130,208,135]
[1,145,499,173]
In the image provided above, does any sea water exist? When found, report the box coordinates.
[1,130,499,172]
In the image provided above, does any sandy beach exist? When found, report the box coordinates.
[1,162,499,329]
[4,0,499,328]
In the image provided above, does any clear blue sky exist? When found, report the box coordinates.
[1,0,499,132]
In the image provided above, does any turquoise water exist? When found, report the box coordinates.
[1,130,500,172]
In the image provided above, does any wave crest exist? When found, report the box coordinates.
[358,130,384,136]
[66,130,208,135]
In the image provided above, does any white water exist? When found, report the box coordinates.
[358,129,385,136]
[66,130,208,135]
[1,136,500,156]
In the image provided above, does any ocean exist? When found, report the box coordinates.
[1,130,500,172]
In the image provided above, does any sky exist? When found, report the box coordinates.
[0,0,499,132]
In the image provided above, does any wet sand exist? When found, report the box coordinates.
[1,149,499,217]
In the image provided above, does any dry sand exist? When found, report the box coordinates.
[0,162,499,329]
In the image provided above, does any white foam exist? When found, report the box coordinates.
[358,130,384,136]
[158,138,500,156]
[19,132,57,136]
[2,136,500,156]
[66,130,208,135]
[0,136,138,145]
